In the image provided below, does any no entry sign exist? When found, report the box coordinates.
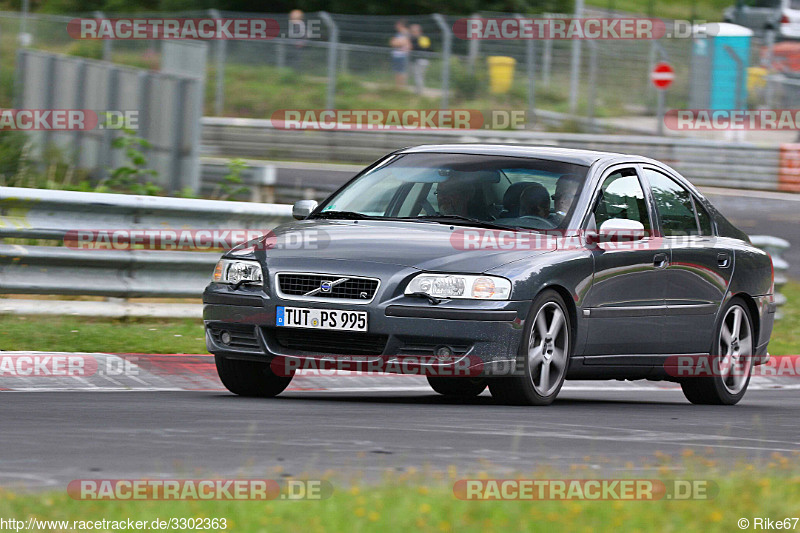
[650,62,674,90]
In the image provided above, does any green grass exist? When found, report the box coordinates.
[0,281,796,356]
[2,457,800,532]
[586,0,730,21]
[0,314,206,354]
[767,280,800,356]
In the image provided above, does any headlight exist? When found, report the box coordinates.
[405,273,511,300]
[212,259,264,286]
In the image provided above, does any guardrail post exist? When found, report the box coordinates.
[276,40,286,69]
[587,41,598,132]
[19,0,32,47]
[751,235,790,320]
[93,11,112,62]
[250,165,277,203]
[340,45,349,73]
[542,14,553,87]
[515,14,535,126]
[724,44,745,110]
[209,9,226,116]
[568,0,584,114]
[319,12,338,110]
[467,13,480,73]
[432,14,451,110]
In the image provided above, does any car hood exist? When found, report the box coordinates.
[252,219,555,273]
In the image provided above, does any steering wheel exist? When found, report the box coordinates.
[519,215,557,229]
[421,199,438,216]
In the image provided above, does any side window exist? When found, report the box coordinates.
[695,200,714,236]
[643,169,700,237]
[593,168,651,232]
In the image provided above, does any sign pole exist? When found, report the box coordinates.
[650,61,674,137]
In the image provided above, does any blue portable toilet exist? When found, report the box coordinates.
[690,23,753,110]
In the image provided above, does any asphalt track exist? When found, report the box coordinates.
[1,352,799,490]
[0,188,798,491]
[702,188,800,278]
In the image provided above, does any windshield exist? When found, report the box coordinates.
[316,153,590,231]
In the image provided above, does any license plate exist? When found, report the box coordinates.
[276,306,368,332]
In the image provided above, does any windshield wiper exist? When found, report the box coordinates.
[312,210,372,220]
[409,215,519,231]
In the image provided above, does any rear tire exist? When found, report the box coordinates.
[489,289,572,406]
[427,376,487,397]
[215,355,294,397]
[680,298,754,405]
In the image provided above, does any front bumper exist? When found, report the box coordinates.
[203,283,529,376]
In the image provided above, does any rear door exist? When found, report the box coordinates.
[641,167,733,354]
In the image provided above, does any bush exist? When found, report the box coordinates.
[450,57,483,100]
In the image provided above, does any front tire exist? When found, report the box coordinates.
[427,376,487,397]
[489,289,572,406]
[680,298,755,405]
[215,355,294,397]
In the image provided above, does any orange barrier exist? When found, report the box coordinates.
[778,144,800,192]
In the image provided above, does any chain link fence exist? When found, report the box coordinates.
[0,9,793,131]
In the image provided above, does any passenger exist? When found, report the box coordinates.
[519,183,551,219]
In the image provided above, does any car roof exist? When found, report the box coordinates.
[398,144,631,166]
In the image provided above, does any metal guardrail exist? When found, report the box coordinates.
[0,187,293,299]
[200,118,785,191]
[750,235,791,320]
[199,158,359,204]
[0,187,791,319]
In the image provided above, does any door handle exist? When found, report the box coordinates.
[653,253,669,269]
[717,253,731,269]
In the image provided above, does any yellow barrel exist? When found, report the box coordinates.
[487,56,516,94]
[747,66,767,93]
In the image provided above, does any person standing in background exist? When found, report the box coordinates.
[287,9,307,70]
[390,19,411,88]
[409,24,431,95]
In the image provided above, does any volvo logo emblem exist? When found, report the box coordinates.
[320,281,333,293]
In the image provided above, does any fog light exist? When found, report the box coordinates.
[435,346,453,360]
[220,331,232,345]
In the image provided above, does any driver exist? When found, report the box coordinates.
[436,179,471,216]
[519,183,550,219]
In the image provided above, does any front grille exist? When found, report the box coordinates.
[208,325,260,350]
[278,273,379,301]
[272,328,388,355]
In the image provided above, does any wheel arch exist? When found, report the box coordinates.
[536,283,579,348]
[730,292,761,349]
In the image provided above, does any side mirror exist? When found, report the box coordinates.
[597,218,647,243]
[292,200,318,220]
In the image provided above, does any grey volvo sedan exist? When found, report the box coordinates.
[203,145,776,406]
